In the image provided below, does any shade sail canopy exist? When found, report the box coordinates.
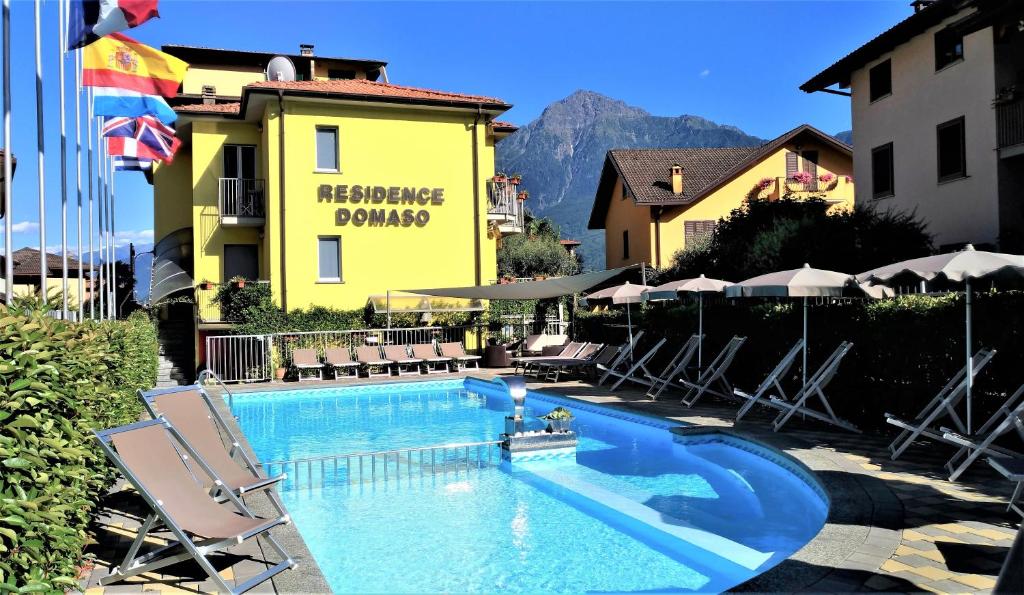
[402,266,635,300]
[727,264,884,298]
[367,292,483,314]
[644,274,733,301]
[857,244,1024,284]
[584,282,653,305]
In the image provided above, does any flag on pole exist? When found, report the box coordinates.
[92,87,177,124]
[112,156,151,171]
[105,136,164,162]
[102,115,180,162]
[68,0,160,50]
[83,33,187,97]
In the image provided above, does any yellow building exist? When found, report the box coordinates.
[587,124,854,269]
[150,44,520,370]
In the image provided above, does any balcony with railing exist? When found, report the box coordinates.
[996,98,1024,157]
[486,176,525,235]
[218,178,266,226]
[752,174,852,206]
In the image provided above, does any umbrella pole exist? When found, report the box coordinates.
[627,302,634,362]
[698,293,704,370]
[966,278,972,435]
[802,296,808,390]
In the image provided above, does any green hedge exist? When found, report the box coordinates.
[576,291,1024,432]
[0,308,158,590]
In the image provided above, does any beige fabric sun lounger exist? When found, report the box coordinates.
[533,343,605,381]
[512,341,585,374]
[645,334,702,401]
[439,342,481,370]
[769,341,857,433]
[412,343,451,374]
[291,348,323,382]
[94,419,295,593]
[734,340,804,421]
[597,330,646,386]
[356,345,393,377]
[383,344,423,376]
[679,336,746,408]
[325,347,359,378]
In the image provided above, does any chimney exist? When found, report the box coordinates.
[910,0,936,13]
[670,164,684,195]
[299,44,314,57]
[201,85,216,105]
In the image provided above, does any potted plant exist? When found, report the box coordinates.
[818,172,837,191]
[509,173,522,185]
[231,275,246,289]
[493,172,507,183]
[541,407,574,433]
[199,279,214,291]
[271,348,286,381]
[786,171,814,192]
[517,190,529,201]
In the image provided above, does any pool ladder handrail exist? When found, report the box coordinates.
[198,369,236,412]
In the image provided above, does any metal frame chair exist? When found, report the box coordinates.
[533,343,605,381]
[512,341,585,375]
[679,336,746,408]
[597,331,646,386]
[734,340,804,421]
[941,383,1024,481]
[290,347,323,382]
[609,338,668,391]
[886,348,997,460]
[645,334,702,401]
[93,419,295,592]
[439,342,482,370]
[769,341,857,433]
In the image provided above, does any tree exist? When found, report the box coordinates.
[666,197,933,281]
[497,217,581,279]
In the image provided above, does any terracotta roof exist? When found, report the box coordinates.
[246,79,509,107]
[801,0,964,92]
[587,124,852,229]
[559,239,581,246]
[5,247,92,276]
[174,102,241,115]
[490,120,519,132]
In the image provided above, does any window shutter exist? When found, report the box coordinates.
[786,151,799,178]
[802,152,819,191]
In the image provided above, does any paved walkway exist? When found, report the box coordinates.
[78,370,1021,593]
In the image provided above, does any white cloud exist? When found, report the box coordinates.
[699,69,711,78]
[113,229,154,248]
[11,221,39,233]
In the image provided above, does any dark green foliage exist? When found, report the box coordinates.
[0,305,158,590]
[497,217,581,279]
[666,197,933,282]
[576,291,1024,432]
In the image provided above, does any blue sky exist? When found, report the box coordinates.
[3,0,910,254]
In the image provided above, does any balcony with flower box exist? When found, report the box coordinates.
[751,172,852,206]
[486,173,526,235]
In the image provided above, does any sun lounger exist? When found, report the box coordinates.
[138,386,286,514]
[597,331,646,386]
[526,342,595,378]
[439,342,481,370]
[679,336,746,408]
[769,341,857,433]
[645,334,702,401]
[522,333,568,356]
[734,340,804,421]
[94,419,295,592]
[512,341,585,375]
[988,456,1024,518]
[940,383,1024,481]
[412,343,451,374]
[534,343,605,381]
[993,500,1024,592]
[886,348,997,460]
[383,344,423,376]
[356,345,393,377]
[291,348,323,382]
[325,347,359,378]
[609,338,668,391]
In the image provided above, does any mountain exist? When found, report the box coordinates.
[835,130,853,145]
[496,90,765,269]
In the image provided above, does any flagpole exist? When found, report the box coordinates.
[34,0,47,300]
[108,158,116,318]
[97,124,105,320]
[74,30,83,320]
[87,87,94,319]
[58,0,69,318]
[2,0,11,306]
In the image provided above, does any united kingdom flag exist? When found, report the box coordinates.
[103,115,180,163]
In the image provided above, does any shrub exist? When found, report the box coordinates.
[497,217,580,279]
[0,305,158,590]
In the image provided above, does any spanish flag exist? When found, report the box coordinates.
[83,33,187,98]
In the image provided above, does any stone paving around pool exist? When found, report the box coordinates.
[78,369,1021,593]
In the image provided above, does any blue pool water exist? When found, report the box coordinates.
[234,378,828,593]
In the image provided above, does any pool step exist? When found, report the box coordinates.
[516,467,774,573]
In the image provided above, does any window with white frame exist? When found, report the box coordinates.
[318,236,342,282]
[315,126,339,172]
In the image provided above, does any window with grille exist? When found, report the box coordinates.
[684,220,716,249]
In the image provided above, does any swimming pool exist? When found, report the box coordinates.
[234,378,828,593]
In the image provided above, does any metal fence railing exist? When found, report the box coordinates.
[486,180,525,231]
[262,440,504,490]
[218,178,266,220]
[997,99,1024,149]
[206,334,273,383]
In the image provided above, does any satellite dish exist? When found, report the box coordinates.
[266,56,297,82]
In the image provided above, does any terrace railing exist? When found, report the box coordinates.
[261,440,504,490]
[997,98,1024,150]
[218,178,266,223]
[206,334,274,383]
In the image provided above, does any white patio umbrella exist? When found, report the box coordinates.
[727,264,885,389]
[584,281,652,359]
[643,274,733,369]
[857,244,1024,433]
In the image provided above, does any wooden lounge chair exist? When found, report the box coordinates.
[383,344,423,376]
[886,348,997,460]
[356,345,393,377]
[291,348,323,382]
[439,342,481,370]
[93,419,295,592]
[940,383,1024,480]
[325,347,359,379]
[679,336,746,408]
[734,340,804,421]
[412,343,451,374]
[769,341,857,433]
[645,335,702,401]
[138,386,286,515]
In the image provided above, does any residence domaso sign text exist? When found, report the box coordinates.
[318,184,444,228]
